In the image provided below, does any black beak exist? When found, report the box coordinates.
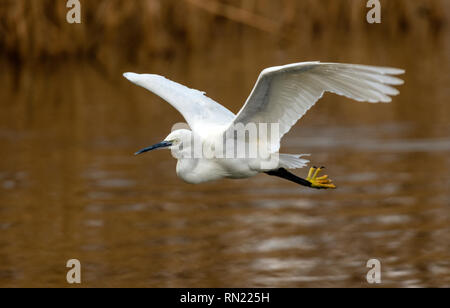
[134,141,172,155]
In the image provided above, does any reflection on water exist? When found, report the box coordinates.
[0,34,449,287]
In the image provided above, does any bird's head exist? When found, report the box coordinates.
[134,129,193,156]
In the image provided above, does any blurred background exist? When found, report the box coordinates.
[0,0,449,287]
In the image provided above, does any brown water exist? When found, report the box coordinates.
[0,34,449,287]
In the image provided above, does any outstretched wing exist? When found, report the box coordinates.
[229,62,404,152]
[123,73,235,136]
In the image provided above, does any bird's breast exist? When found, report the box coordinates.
[176,158,227,184]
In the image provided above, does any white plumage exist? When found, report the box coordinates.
[124,62,404,186]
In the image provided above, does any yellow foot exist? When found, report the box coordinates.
[306,166,336,189]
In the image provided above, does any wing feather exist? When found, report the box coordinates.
[229,62,404,152]
[123,73,235,136]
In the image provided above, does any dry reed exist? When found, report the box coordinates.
[0,0,447,64]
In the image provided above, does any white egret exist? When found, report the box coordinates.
[124,62,404,189]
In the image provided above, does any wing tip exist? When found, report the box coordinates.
[123,72,139,82]
[387,68,405,75]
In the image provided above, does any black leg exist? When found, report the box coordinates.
[265,168,312,187]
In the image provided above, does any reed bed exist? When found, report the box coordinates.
[0,0,447,64]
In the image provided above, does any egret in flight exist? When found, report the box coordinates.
[124,62,404,189]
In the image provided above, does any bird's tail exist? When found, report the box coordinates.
[278,154,310,169]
